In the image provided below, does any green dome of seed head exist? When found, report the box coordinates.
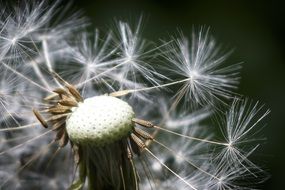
[66,96,135,146]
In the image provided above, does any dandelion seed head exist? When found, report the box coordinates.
[0,1,270,190]
[66,96,135,146]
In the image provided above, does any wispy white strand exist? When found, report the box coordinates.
[0,1,269,189]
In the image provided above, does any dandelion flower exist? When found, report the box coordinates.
[0,1,269,190]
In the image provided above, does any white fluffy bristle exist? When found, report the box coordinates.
[66,96,135,146]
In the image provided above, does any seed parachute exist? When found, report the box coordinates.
[0,1,269,190]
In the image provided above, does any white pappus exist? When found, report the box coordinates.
[0,1,269,190]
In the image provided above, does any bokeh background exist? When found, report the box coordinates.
[71,0,285,189]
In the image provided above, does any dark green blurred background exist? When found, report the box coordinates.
[74,0,285,189]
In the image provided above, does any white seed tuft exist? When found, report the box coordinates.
[66,96,135,146]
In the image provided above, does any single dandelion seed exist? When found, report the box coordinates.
[161,27,242,108]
